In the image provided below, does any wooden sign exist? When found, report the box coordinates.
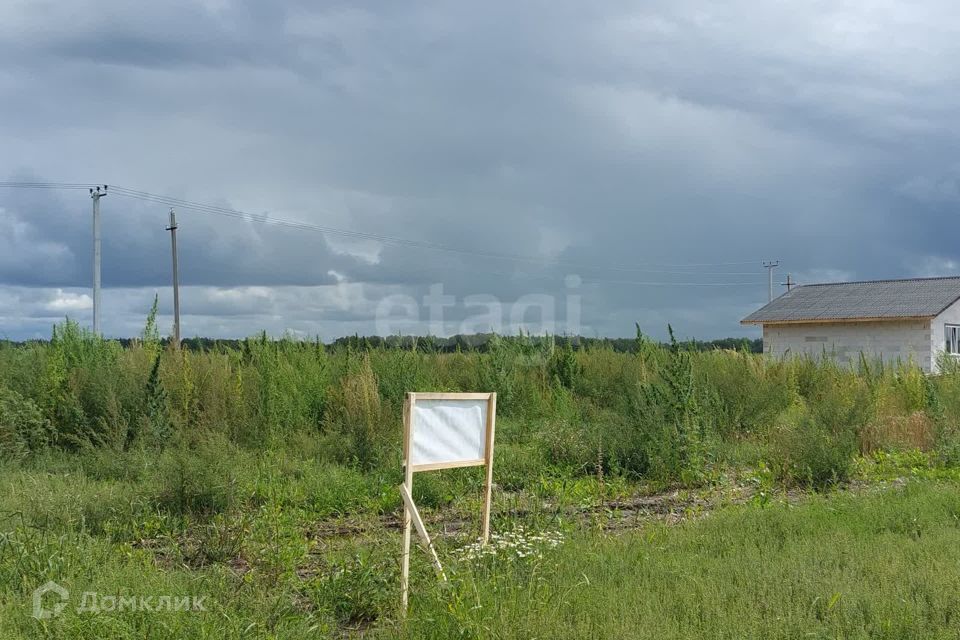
[400,392,497,614]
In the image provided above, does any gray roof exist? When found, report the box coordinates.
[742,276,960,324]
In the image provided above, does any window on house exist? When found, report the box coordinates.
[946,325,960,355]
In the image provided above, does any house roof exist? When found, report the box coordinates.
[741,276,960,325]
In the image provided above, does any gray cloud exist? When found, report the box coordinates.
[2,1,959,340]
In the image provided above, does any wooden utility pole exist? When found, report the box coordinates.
[166,209,181,348]
[782,273,794,292]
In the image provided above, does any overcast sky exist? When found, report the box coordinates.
[2,1,959,341]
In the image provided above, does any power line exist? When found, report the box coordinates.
[0,181,94,190]
[382,258,762,287]
[106,185,760,273]
[0,181,763,277]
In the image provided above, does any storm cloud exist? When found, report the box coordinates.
[1,1,958,340]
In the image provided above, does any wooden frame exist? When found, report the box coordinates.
[400,391,497,615]
[411,459,485,472]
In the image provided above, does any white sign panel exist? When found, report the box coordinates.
[410,398,488,467]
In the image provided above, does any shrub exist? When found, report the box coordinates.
[136,351,173,449]
[0,386,52,460]
[575,344,647,409]
[859,411,935,454]
[495,441,550,491]
[6,322,958,494]
[610,333,715,484]
[548,342,581,391]
[769,403,857,489]
[151,436,247,517]
[325,357,389,470]
[371,348,430,408]
[307,551,395,626]
[241,334,328,446]
[695,350,795,436]
[478,334,553,419]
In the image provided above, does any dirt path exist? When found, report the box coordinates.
[307,475,905,543]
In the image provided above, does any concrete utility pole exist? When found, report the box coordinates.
[166,209,181,348]
[762,260,780,302]
[89,185,108,336]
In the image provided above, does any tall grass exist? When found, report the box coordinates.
[4,319,960,489]
[6,319,960,637]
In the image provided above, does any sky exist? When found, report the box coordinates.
[2,0,960,341]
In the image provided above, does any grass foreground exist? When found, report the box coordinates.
[398,480,960,640]
[2,455,960,639]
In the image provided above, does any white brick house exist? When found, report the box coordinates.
[741,277,960,373]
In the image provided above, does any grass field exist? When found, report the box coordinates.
[3,317,960,637]
[2,453,960,639]
[398,480,960,640]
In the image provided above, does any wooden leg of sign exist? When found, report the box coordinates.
[481,393,497,545]
[400,484,446,580]
[400,477,412,615]
[400,394,414,616]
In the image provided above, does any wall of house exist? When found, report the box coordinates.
[762,319,933,371]
[930,299,960,373]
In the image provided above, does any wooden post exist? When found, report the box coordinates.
[481,392,497,544]
[400,393,414,615]
[400,484,446,580]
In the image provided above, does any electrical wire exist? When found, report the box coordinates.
[359,248,764,286]
[0,181,765,285]
[0,181,94,190]
[106,185,761,274]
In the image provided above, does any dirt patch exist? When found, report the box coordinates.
[306,475,910,544]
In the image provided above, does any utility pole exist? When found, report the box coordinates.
[762,260,780,302]
[166,209,181,348]
[782,273,794,292]
[89,185,108,336]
